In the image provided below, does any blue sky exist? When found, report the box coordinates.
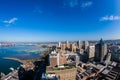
[0,0,120,42]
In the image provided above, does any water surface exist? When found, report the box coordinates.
[0,45,46,74]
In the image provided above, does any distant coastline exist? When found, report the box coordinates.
[2,57,37,65]
[3,57,24,64]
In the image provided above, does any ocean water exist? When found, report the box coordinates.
[0,45,46,74]
[0,58,21,74]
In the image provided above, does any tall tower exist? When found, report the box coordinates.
[58,42,61,47]
[88,45,95,59]
[105,53,111,65]
[95,38,107,62]
[66,40,70,49]
[77,40,82,49]
[60,44,66,51]
[85,41,89,51]
[70,43,76,52]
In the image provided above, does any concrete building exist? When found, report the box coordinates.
[84,41,89,52]
[88,45,95,59]
[76,54,80,66]
[49,51,60,67]
[60,44,66,51]
[77,40,82,49]
[49,50,66,67]
[70,43,76,52]
[111,52,120,62]
[79,49,84,54]
[47,68,77,80]
[95,39,107,62]
[105,53,111,65]
[58,42,61,47]
[66,40,70,49]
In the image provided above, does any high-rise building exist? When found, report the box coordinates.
[60,44,66,51]
[76,54,80,66]
[49,51,60,67]
[111,53,120,62]
[95,39,107,62]
[77,40,82,49]
[70,43,76,52]
[105,53,111,65]
[49,51,66,67]
[66,40,70,49]
[58,42,61,47]
[84,41,89,51]
[88,45,95,59]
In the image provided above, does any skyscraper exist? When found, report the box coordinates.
[58,42,61,47]
[95,39,107,62]
[77,40,82,49]
[84,41,89,52]
[66,40,70,49]
[88,45,95,59]
[60,44,66,51]
[105,53,111,65]
[70,43,76,52]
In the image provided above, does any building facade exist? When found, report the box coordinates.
[88,45,95,59]
[95,39,107,62]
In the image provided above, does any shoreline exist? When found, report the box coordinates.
[2,57,24,64]
[2,57,35,67]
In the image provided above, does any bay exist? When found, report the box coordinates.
[0,45,46,74]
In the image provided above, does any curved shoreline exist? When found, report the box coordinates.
[2,57,24,64]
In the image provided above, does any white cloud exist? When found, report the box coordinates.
[69,0,78,7]
[100,15,120,21]
[81,1,93,8]
[64,0,79,7]
[64,0,92,8]
[3,18,18,24]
